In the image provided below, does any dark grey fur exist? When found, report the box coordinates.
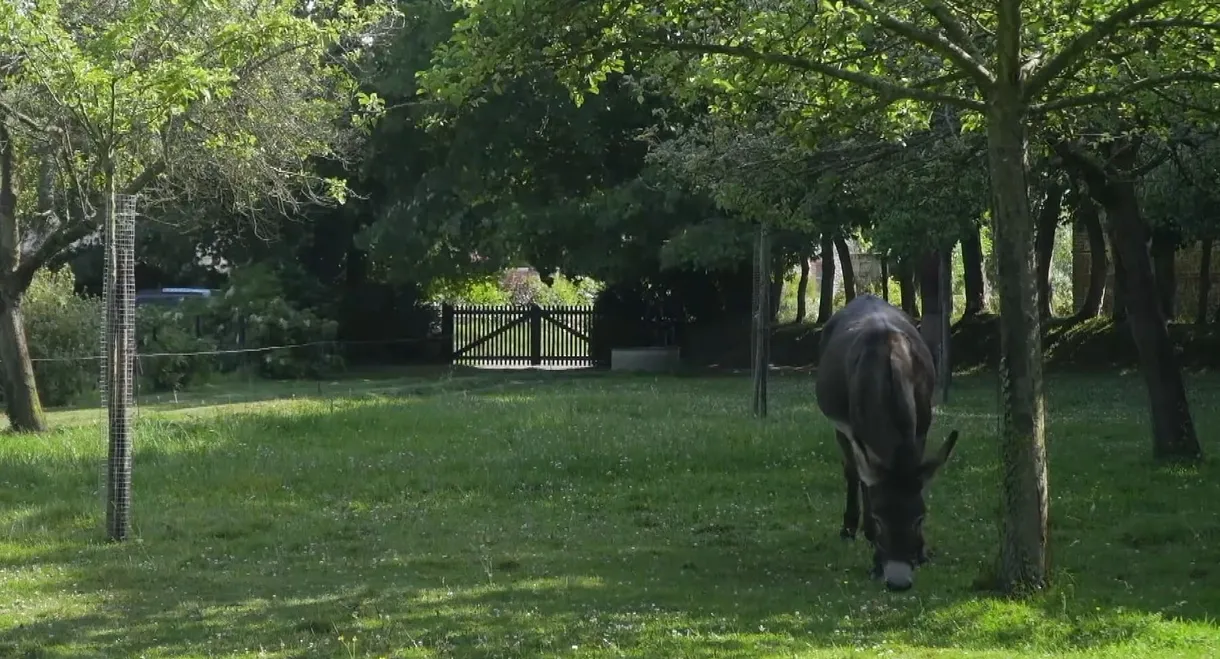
[814,294,959,592]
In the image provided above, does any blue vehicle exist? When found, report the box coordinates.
[134,287,216,307]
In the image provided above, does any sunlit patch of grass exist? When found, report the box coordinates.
[1,370,1219,657]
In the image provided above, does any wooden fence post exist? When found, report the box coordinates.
[441,303,455,364]
[529,304,543,366]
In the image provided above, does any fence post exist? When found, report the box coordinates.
[529,303,543,366]
[441,303,455,364]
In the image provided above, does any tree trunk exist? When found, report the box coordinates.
[795,258,810,323]
[880,257,890,303]
[985,76,1049,593]
[1197,238,1212,328]
[0,121,48,433]
[961,228,986,316]
[1110,224,1128,323]
[769,266,783,322]
[897,258,919,317]
[0,297,46,432]
[1035,180,1064,320]
[1064,139,1201,461]
[834,236,856,302]
[1071,189,1108,322]
[816,235,835,324]
[918,250,945,384]
[1150,229,1177,321]
[1106,188,1199,460]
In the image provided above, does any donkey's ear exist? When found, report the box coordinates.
[919,429,960,482]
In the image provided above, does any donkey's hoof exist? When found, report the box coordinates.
[839,528,857,541]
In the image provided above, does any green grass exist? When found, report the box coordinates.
[2,370,1219,658]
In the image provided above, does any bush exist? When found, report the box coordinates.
[206,264,343,379]
[22,267,101,407]
[136,304,218,392]
[428,269,603,307]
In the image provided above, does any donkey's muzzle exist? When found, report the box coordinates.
[883,561,914,591]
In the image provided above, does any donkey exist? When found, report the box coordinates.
[814,294,959,592]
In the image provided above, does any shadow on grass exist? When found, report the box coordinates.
[1,373,1219,657]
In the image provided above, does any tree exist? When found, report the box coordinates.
[1066,180,1109,322]
[420,0,1220,593]
[1142,134,1220,327]
[0,0,389,430]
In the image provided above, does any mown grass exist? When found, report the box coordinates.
[1,370,1219,658]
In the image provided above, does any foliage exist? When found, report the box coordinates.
[205,264,343,380]
[427,269,602,306]
[21,267,101,407]
[1141,133,1220,241]
[2,373,1220,655]
[0,0,392,209]
[135,304,218,393]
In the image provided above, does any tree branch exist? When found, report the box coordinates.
[13,221,93,293]
[1023,0,1174,101]
[1030,71,1220,114]
[843,0,994,87]
[0,99,61,136]
[633,39,985,111]
[122,159,167,196]
[10,159,165,292]
[1129,19,1220,31]
[922,0,986,61]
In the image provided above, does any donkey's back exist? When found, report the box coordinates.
[814,294,935,462]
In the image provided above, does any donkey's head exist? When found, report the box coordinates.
[863,429,960,592]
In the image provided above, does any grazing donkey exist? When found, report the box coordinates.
[814,294,959,592]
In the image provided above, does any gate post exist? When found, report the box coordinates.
[441,303,455,363]
[529,304,543,366]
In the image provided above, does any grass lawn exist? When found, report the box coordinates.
[2,369,1219,658]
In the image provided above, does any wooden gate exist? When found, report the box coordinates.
[442,304,594,367]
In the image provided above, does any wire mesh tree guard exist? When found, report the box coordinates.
[102,192,137,542]
[751,223,771,418]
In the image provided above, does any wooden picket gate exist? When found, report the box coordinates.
[441,304,595,367]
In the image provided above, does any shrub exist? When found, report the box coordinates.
[22,267,101,407]
[136,304,218,392]
[206,264,343,379]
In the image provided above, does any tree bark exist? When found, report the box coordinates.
[833,236,856,302]
[795,257,810,323]
[961,228,986,316]
[769,265,784,322]
[0,121,48,432]
[918,250,945,384]
[1063,139,1201,461]
[1197,238,1212,328]
[1150,229,1177,321]
[897,258,920,317]
[1110,224,1128,323]
[1035,180,1064,320]
[880,257,890,303]
[985,69,1049,593]
[1071,189,1108,322]
[816,235,835,324]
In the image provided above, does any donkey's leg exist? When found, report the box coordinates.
[835,431,860,540]
[861,486,876,543]
[839,463,860,540]
[861,486,884,579]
